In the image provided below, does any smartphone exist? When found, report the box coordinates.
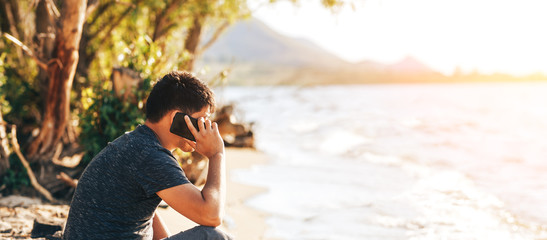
[170,112,199,141]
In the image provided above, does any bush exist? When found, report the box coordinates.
[78,77,152,164]
[1,154,30,193]
[78,34,173,164]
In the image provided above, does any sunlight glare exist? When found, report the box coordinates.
[253,0,547,75]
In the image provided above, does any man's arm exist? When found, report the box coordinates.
[157,116,226,227]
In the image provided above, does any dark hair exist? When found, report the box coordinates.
[145,71,215,123]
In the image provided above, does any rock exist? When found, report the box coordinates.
[158,200,169,209]
[214,104,255,148]
[180,152,209,186]
[0,221,12,234]
[46,230,63,240]
[0,201,69,239]
[30,218,63,238]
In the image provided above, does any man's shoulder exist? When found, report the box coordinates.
[107,126,163,153]
[123,125,170,152]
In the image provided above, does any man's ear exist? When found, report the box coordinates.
[166,110,179,125]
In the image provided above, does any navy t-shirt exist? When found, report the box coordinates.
[63,125,190,239]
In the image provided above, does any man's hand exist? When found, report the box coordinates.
[157,115,226,227]
[185,115,224,159]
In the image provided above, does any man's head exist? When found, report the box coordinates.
[145,71,215,151]
[146,71,215,123]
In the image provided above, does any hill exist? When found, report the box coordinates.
[201,18,347,68]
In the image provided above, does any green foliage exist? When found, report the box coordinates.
[78,83,150,164]
[0,49,37,193]
[78,75,153,164]
[78,34,159,164]
[0,40,41,129]
[1,154,30,192]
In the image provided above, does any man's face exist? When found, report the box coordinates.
[177,106,211,152]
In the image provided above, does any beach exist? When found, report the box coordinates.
[157,148,273,239]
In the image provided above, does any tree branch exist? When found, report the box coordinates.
[45,0,60,18]
[197,21,230,55]
[152,0,188,41]
[86,0,100,19]
[10,125,54,202]
[181,13,204,71]
[2,0,24,64]
[154,22,180,42]
[87,0,140,42]
[88,1,114,27]
[3,33,48,70]
[3,0,20,39]
[86,0,144,63]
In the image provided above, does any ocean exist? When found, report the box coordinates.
[220,82,547,240]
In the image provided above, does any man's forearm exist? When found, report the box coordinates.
[201,152,226,223]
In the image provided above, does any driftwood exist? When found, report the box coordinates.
[10,126,54,202]
[51,143,83,169]
[50,143,81,189]
[179,104,255,185]
[180,152,208,186]
[56,172,78,188]
[214,104,254,148]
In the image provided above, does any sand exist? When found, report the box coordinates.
[156,148,273,239]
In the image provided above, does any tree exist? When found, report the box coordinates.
[0,0,92,197]
[26,0,88,158]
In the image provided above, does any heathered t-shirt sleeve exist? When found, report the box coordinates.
[134,150,190,197]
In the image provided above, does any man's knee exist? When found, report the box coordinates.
[166,226,233,240]
[195,226,233,240]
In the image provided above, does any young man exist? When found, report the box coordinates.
[64,71,232,240]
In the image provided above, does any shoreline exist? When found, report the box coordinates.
[157,147,273,239]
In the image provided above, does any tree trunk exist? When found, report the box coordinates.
[181,14,203,72]
[27,0,88,159]
[35,0,56,107]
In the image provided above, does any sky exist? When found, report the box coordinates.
[251,0,547,76]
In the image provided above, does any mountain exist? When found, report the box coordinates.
[200,18,347,68]
[386,56,434,74]
[197,18,442,85]
[355,60,388,72]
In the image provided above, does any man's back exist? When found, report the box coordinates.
[63,125,189,240]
